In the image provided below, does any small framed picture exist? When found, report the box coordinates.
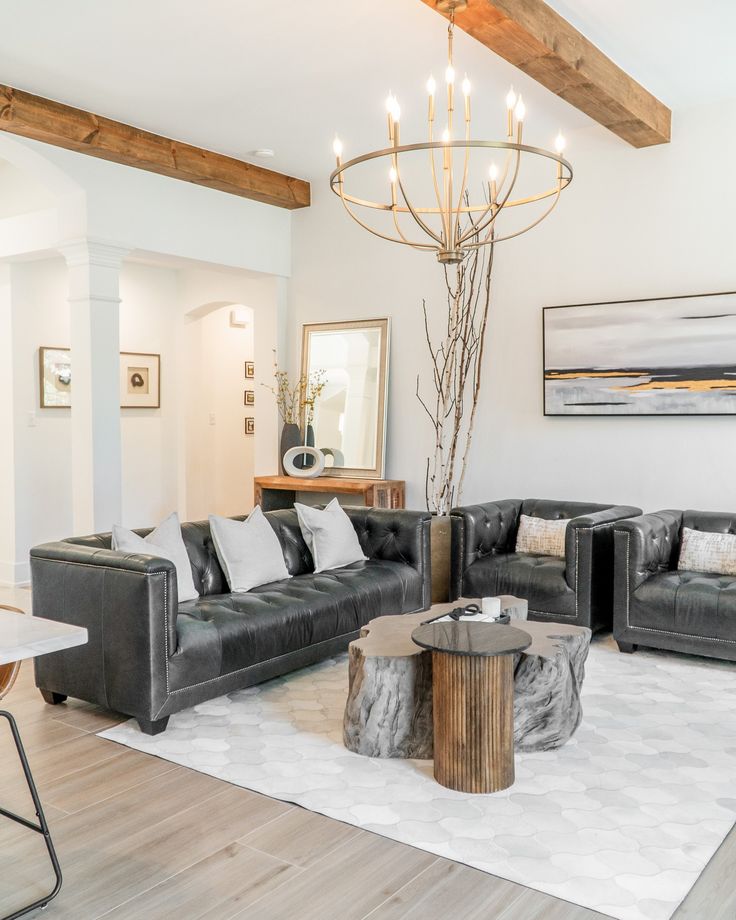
[244,390,255,406]
[121,353,160,408]
[245,417,255,435]
[244,361,255,379]
[39,346,72,408]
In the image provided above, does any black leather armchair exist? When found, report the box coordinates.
[614,510,736,661]
[30,506,431,734]
[451,498,641,631]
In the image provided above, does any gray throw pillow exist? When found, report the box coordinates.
[112,511,198,602]
[209,506,290,592]
[295,498,367,573]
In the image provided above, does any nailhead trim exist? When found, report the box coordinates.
[35,556,175,713]
[617,529,736,645]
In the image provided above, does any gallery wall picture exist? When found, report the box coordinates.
[39,346,72,408]
[120,352,161,408]
[245,417,255,435]
[244,361,255,379]
[543,291,736,416]
[244,390,255,406]
[39,348,162,409]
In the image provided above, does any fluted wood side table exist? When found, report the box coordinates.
[412,621,531,794]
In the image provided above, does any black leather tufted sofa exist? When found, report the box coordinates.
[30,507,431,734]
[451,498,641,631]
[613,510,736,661]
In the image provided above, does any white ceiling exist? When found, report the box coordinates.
[0,0,733,185]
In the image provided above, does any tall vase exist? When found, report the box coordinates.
[430,514,452,603]
[279,423,302,476]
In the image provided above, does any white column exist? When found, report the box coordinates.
[62,241,128,534]
[0,264,18,583]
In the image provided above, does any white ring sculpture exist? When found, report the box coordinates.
[283,446,326,479]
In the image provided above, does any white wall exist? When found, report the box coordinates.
[8,258,72,581]
[7,136,291,278]
[289,100,736,513]
[185,305,255,520]
[119,261,180,527]
[178,265,280,519]
[0,132,289,583]
[0,254,282,582]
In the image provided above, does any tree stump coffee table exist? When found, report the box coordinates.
[412,620,532,793]
[343,600,591,765]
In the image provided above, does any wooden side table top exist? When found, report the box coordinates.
[255,475,406,509]
[255,475,405,493]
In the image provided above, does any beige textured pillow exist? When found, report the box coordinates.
[678,527,736,576]
[515,514,569,557]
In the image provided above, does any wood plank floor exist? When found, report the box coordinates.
[0,586,731,920]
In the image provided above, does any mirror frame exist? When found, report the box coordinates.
[300,318,390,480]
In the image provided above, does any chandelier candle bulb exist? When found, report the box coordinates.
[489,162,499,200]
[514,95,526,122]
[506,86,517,136]
[462,76,471,121]
[332,136,343,164]
[427,76,436,121]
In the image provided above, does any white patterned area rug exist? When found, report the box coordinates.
[100,636,736,920]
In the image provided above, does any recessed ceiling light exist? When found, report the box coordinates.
[250,148,275,159]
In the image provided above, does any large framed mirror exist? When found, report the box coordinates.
[301,318,390,479]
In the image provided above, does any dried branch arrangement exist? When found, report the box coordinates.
[264,352,327,427]
[416,238,495,515]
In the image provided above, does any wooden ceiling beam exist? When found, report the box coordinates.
[0,83,310,209]
[421,0,671,148]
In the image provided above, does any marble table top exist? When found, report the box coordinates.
[412,621,533,657]
[0,610,88,665]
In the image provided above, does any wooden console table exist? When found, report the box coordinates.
[254,476,405,511]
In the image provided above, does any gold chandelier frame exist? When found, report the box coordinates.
[330,140,572,260]
[329,5,573,264]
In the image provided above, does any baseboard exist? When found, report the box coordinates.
[0,559,30,586]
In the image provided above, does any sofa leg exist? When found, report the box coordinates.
[617,641,638,654]
[39,690,67,705]
[137,717,170,736]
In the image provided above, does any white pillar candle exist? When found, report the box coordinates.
[481,596,501,619]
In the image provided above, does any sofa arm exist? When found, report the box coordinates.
[613,512,682,592]
[449,500,522,600]
[343,508,431,609]
[565,505,642,591]
[29,542,179,721]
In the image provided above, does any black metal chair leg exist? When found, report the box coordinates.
[0,710,62,919]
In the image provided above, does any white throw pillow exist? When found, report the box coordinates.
[295,498,367,573]
[209,506,290,592]
[678,527,736,576]
[112,512,198,602]
[515,514,569,557]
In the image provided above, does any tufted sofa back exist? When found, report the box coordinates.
[67,509,315,597]
[520,499,612,522]
[681,510,736,537]
[65,506,429,599]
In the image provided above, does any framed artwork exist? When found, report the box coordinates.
[39,347,72,408]
[120,352,160,408]
[245,417,255,435]
[244,361,255,379]
[543,291,736,416]
[244,390,255,406]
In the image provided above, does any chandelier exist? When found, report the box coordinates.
[329,0,573,264]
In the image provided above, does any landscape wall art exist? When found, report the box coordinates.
[543,292,736,416]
